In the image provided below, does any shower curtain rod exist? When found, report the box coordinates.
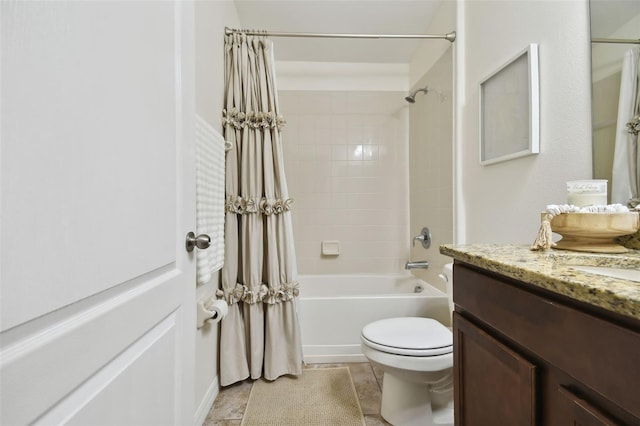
[224,27,456,43]
[591,37,640,45]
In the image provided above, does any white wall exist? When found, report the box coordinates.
[193,1,240,423]
[456,0,592,244]
[409,0,457,88]
[277,62,409,92]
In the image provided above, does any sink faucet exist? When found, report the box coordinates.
[405,260,429,270]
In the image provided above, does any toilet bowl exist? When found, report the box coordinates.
[360,264,455,426]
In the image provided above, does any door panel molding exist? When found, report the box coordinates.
[0,263,176,342]
[1,272,183,425]
[36,314,179,425]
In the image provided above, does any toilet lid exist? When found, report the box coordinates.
[361,317,453,357]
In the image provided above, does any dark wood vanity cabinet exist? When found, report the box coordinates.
[452,262,640,426]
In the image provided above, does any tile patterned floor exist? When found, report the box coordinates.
[203,362,392,426]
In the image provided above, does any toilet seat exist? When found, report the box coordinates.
[361,317,452,357]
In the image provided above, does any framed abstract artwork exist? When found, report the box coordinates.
[479,44,539,165]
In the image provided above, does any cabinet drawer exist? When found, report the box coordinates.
[558,386,623,426]
[454,263,640,419]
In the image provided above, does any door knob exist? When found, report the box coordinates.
[185,232,211,252]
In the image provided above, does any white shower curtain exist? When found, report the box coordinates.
[612,47,640,206]
[218,32,302,386]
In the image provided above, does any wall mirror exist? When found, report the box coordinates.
[590,0,640,204]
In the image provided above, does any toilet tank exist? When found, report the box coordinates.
[439,263,454,320]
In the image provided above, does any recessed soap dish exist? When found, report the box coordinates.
[321,240,340,256]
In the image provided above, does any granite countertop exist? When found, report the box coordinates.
[439,244,640,322]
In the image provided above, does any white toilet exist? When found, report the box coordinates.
[360,263,455,426]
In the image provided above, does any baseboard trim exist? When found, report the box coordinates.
[194,375,219,425]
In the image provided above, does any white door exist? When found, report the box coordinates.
[1,1,196,424]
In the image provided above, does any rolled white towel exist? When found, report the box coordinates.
[544,203,628,215]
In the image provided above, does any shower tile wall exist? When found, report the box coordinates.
[279,91,410,274]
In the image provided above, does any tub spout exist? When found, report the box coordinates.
[405,260,429,270]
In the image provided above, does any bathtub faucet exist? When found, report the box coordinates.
[405,260,429,270]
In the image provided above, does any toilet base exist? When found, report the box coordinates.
[380,372,453,426]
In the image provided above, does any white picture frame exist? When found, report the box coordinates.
[479,44,539,166]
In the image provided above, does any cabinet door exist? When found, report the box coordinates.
[454,313,537,426]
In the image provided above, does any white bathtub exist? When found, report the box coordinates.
[297,274,450,364]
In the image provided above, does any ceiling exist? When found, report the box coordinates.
[232,0,446,63]
[232,1,640,63]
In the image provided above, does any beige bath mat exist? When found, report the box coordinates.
[241,367,366,426]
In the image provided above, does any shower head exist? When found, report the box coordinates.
[405,86,429,103]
